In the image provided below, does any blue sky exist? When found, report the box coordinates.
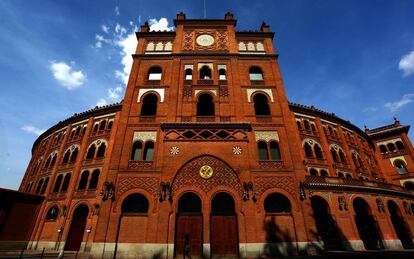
[1,0,414,189]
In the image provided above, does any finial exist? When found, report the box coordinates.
[260,21,270,32]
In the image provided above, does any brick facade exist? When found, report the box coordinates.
[9,12,414,258]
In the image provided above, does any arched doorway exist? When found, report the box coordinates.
[353,198,383,250]
[387,200,414,249]
[175,192,203,257]
[310,196,344,250]
[210,192,238,257]
[64,204,89,251]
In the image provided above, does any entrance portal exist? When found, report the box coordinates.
[387,200,414,249]
[210,192,238,257]
[310,196,344,250]
[64,204,88,251]
[175,193,203,257]
[353,198,383,250]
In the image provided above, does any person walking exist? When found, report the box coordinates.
[183,234,192,259]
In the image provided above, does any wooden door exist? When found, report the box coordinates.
[64,218,86,251]
[175,215,203,257]
[211,215,238,257]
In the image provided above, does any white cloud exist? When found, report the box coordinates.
[108,86,123,99]
[101,24,110,33]
[362,106,378,113]
[399,50,414,77]
[50,61,86,90]
[149,18,174,31]
[115,23,127,35]
[96,98,108,106]
[385,93,414,112]
[115,6,120,16]
[21,125,45,136]
[114,24,137,85]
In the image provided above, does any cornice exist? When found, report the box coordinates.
[32,102,123,153]
[289,102,375,148]
[302,176,414,199]
[174,19,237,27]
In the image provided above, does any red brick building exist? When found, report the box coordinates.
[6,12,414,258]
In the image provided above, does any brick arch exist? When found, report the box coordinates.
[172,155,243,196]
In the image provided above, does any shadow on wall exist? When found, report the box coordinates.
[262,216,297,257]
[261,214,352,257]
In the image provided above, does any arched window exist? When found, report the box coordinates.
[331,148,339,163]
[338,172,344,178]
[62,150,71,164]
[44,156,51,169]
[93,124,99,132]
[140,93,158,116]
[379,145,387,154]
[320,170,328,177]
[121,193,149,214]
[404,182,414,191]
[178,192,202,214]
[147,66,162,80]
[296,121,302,129]
[311,124,317,132]
[199,65,211,79]
[70,148,78,163]
[131,141,143,161]
[339,150,346,164]
[304,143,313,158]
[328,126,333,135]
[73,127,80,137]
[387,143,396,152]
[314,144,323,159]
[197,94,215,116]
[253,93,271,116]
[269,141,281,160]
[346,174,352,179]
[46,206,59,220]
[78,171,89,190]
[61,174,71,192]
[304,120,310,130]
[396,141,405,151]
[352,154,360,168]
[249,66,263,80]
[88,169,100,190]
[357,156,363,168]
[51,155,57,167]
[99,120,106,131]
[185,68,192,80]
[107,121,113,130]
[219,68,226,80]
[394,160,408,174]
[40,177,49,194]
[310,168,318,176]
[143,141,154,161]
[86,145,96,159]
[35,179,43,194]
[264,193,291,213]
[212,192,235,214]
[53,175,63,193]
[96,143,106,158]
[258,141,269,160]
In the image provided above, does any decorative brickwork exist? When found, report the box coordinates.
[172,155,243,196]
[117,176,159,197]
[254,176,297,199]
